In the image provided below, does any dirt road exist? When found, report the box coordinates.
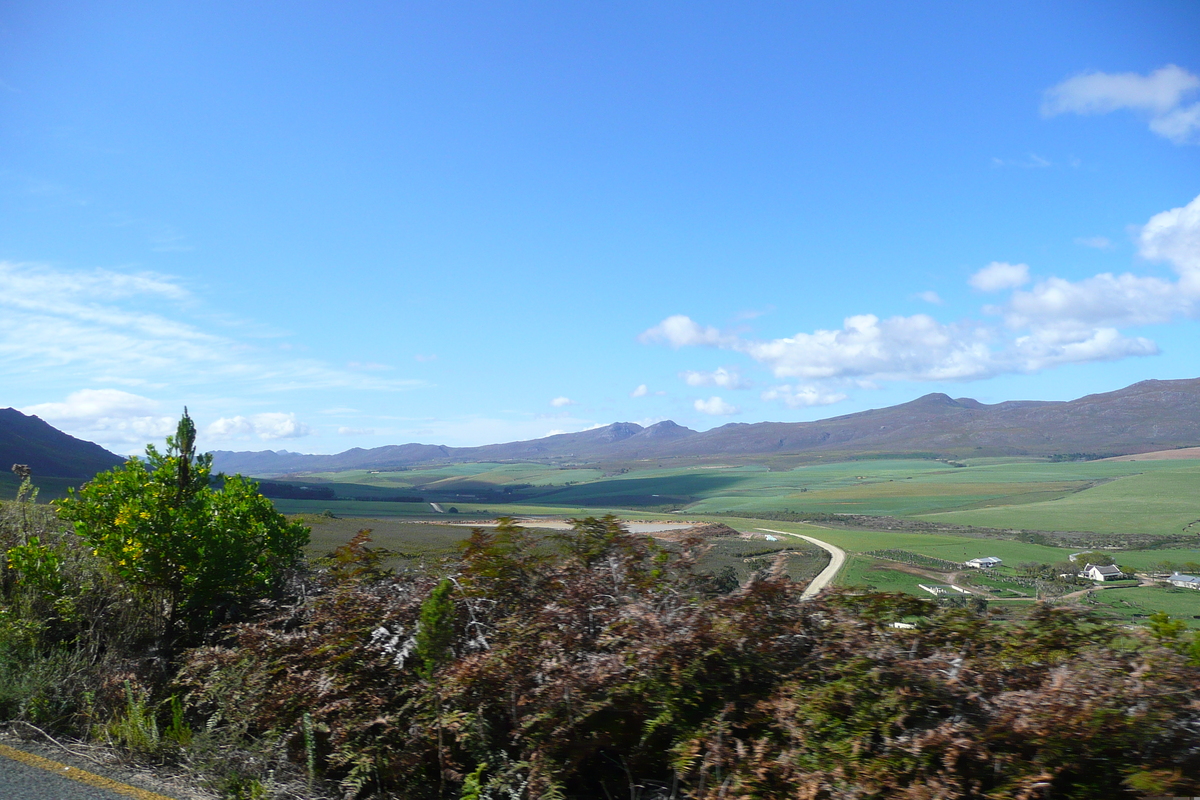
[756,528,847,600]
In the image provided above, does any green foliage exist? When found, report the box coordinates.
[1148,609,1188,643]
[414,578,456,679]
[174,514,1200,799]
[56,411,309,638]
[1072,550,1116,566]
[95,680,161,754]
[458,761,487,800]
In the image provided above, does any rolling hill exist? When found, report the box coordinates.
[211,377,1200,476]
[0,408,126,480]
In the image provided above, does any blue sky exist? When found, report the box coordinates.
[2,1,1199,455]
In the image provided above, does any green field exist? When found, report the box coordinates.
[267,458,1200,536]
[1078,585,1200,628]
[924,462,1200,536]
[835,554,940,594]
[295,513,826,585]
[0,473,86,502]
[249,455,1200,626]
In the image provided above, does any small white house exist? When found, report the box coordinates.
[965,556,1002,569]
[1168,572,1200,590]
[1082,563,1124,582]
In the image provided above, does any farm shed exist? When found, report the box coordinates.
[1168,572,1200,590]
[965,556,1002,569]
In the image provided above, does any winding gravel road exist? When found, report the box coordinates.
[756,528,847,600]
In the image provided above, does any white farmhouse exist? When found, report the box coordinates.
[1168,572,1200,590]
[965,556,1002,569]
[1082,563,1124,582]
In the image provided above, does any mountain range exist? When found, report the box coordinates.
[211,377,1200,476]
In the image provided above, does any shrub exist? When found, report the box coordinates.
[174,516,1200,799]
[55,411,309,642]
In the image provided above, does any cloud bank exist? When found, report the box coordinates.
[643,193,1200,404]
[22,389,177,450]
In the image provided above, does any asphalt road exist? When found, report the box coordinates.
[756,528,848,599]
[0,742,184,800]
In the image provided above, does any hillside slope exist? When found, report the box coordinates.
[0,408,126,479]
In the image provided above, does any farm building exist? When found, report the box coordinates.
[965,556,1002,569]
[1168,572,1200,590]
[1082,563,1124,582]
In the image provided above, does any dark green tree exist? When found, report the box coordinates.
[413,578,456,679]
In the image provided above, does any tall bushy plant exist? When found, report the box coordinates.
[56,411,309,641]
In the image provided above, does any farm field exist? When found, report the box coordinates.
[1079,585,1200,628]
[835,554,943,595]
[718,518,1079,564]
[294,513,828,586]
[0,472,86,501]
[260,457,1200,535]
[260,456,1200,627]
[923,461,1200,536]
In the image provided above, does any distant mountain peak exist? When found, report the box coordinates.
[636,420,697,439]
[595,422,643,442]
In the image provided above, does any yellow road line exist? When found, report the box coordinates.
[0,742,180,800]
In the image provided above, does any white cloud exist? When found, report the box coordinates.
[550,396,576,407]
[743,313,996,381]
[338,426,375,436]
[1042,64,1200,144]
[760,385,847,409]
[970,262,1030,292]
[1043,64,1199,116]
[639,314,731,348]
[694,396,739,416]
[0,261,431,396]
[1139,192,1200,294]
[630,384,649,398]
[21,389,177,450]
[1002,273,1187,331]
[206,413,312,441]
[1151,102,1200,143]
[1011,327,1158,372]
[915,290,943,305]
[1075,236,1112,249]
[25,388,160,419]
[991,154,1052,169]
[680,367,749,389]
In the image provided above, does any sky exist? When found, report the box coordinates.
[2,1,1199,456]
